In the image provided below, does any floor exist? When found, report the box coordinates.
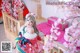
[0,24,18,53]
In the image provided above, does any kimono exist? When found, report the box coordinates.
[16,26,42,53]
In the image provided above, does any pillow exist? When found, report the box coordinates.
[47,17,58,26]
[55,19,69,31]
[37,22,51,35]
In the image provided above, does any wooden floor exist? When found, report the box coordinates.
[0,24,18,53]
[36,17,47,23]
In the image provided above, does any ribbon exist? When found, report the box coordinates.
[15,37,32,53]
[15,37,26,53]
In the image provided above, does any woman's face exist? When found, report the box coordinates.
[25,17,34,27]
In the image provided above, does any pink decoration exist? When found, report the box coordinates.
[2,0,24,19]
[12,0,24,19]
[37,17,68,35]
[47,17,58,26]
[2,0,12,15]
[37,22,51,35]
[64,20,80,53]
[37,16,80,53]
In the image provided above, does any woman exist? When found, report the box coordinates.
[16,13,42,53]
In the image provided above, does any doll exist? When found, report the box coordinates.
[16,13,42,53]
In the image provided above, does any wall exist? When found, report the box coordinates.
[23,0,37,15]
[41,0,72,18]
[23,0,79,19]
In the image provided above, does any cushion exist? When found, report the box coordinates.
[47,17,58,26]
[54,18,69,31]
[37,17,69,36]
[37,22,51,35]
[57,23,68,31]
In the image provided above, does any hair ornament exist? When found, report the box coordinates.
[25,12,36,19]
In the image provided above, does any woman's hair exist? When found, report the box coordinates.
[25,14,39,35]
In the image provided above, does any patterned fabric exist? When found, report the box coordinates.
[16,26,43,53]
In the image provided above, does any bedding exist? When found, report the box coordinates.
[37,22,51,35]
[37,17,68,35]
[47,17,58,26]
[37,17,58,35]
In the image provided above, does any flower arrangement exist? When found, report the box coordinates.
[2,0,12,15]
[63,17,80,53]
[50,18,68,40]
[12,0,24,19]
[50,17,80,53]
[43,35,54,53]
[1,0,24,19]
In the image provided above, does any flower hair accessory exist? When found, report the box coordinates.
[25,12,36,19]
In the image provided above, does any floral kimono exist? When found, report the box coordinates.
[16,26,42,53]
